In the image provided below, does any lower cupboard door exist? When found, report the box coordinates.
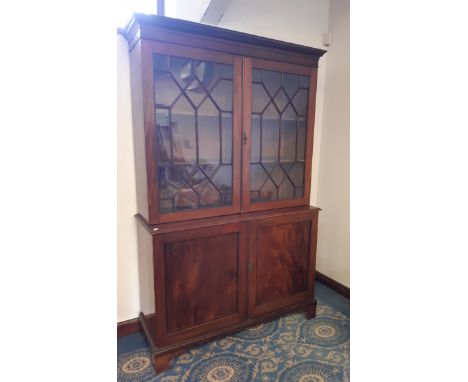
[247,212,318,318]
[153,222,247,346]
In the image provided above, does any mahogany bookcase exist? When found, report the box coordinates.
[123,13,326,372]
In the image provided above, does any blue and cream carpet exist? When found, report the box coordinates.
[118,283,350,381]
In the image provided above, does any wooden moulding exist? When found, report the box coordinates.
[117,318,141,337]
[135,205,321,235]
[122,13,326,67]
[315,271,350,299]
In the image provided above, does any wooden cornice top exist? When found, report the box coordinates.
[122,13,326,66]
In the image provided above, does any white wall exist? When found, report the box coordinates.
[315,0,350,287]
[165,0,211,22]
[117,35,140,322]
[116,0,350,321]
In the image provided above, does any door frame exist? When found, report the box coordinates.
[141,40,243,224]
[241,57,318,213]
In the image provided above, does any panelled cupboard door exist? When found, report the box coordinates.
[242,57,318,212]
[152,222,247,346]
[142,40,242,224]
[247,212,318,317]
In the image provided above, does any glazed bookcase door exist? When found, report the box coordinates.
[143,41,242,223]
[242,58,318,212]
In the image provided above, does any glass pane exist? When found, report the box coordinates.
[221,112,232,164]
[153,53,234,214]
[251,114,261,163]
[154,72,180,107]
[280,105,297,163]
[274,88,288,112]
[199,163,218,178]
[252,69,262,83]
[262,162,276,175]
[292,88,309,116]
[158,165,198,212]
[185,79,206,107]
[170,56,192,89]
[263,70,281,96]
[295,187,304,198]
[300,75,309,88]
[175,186,198,211]
[250,164,268,191]
[297,118,306,161]
[259,179,277,201]
[289,162,305,187]
[261,103,280,164]
[280,162,294,173]
[279,178,294,200]
[250,67,309,203]
[220,64,233,79]
[283,73,300,98]
[198,98,220,165]
[211,80,233,111]
[194,179,220,207]
[156,108,171,162]
[271,165,286,186]
[250,191,260,202]
[153,54,169,71]
[252,84,269,113]
[212,165,232,202]
[171,96,196,164]
[159,199,174,213]
[195,61,219,90]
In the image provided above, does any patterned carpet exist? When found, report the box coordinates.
[117,300,350,381]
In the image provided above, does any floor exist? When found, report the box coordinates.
[118,281,349,381]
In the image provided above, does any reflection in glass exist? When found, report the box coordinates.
[198,98,219,165]
[156,108,171,162]
[194,179,220,207]
[274,89,288,112]
[260,179,277,201]
[220,64,233,79]
[252,84,269,113]
[278,178,294,200]
[211,80,233,111]
[292,88,309,116]
[221,113,232,164]
[263,70,281,96]
[289,162,305,187]
[280,105,297,163]
[271,165,286,186]
[171,96,196,164]
[185,79,206,107]
[297,118,306,161]
[250,164,268,191]
[154,72,180,107]
[251,114,261,163]
[283,73,300,97]
[261,104,280,164]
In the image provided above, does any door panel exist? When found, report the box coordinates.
[242,57,318,212]
[165,233,239,333]
[256,220,310,306]
[247,213,318,317]
[143,41,242,224]
[153,223,247,346]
